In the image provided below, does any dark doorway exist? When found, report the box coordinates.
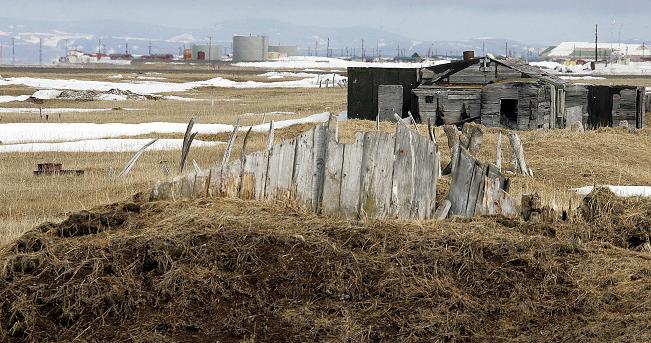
[500,99,518,121]
[587,86,612,128]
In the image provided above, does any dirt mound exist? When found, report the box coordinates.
[577,188,651,250]
[1,197,650,342]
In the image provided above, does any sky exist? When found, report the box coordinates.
[1,0,649,44]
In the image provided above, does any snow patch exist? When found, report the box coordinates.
[0,139,221,153]
[573,186,651,198]
[0,112,346,144]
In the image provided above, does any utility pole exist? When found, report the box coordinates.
[376,40,380,58]
[315,39,318,57]
[148,41,152,56]
[12,37,15,65]
[505,42,508,57]
[39,37,42,65]
[208,36,212,61]
[125,42,129,55]
[326,37,330,58]
[361,39,365,59]
[595,24,599,62]
[482,41,486,57]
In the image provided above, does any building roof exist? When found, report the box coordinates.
[422,57,566,87]
[542,42,650,58]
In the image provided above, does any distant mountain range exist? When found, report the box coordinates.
[0,17,549,64]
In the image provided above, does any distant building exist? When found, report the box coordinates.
[540,42,651,62]
[191,44,222,61]
[268,45,298,58]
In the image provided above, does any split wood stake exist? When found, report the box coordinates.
[117,139,158,178]
[508,132,531,176]
[266,120,275,151]
[442,125,460,175]
[179,132,198,173]
[427,117,435,142]
[221,118,240,166]
[407,111,420,134]
[192,159,201,174]
[376,113,380,131]
[496,132,502,172]
[179,117,196,173]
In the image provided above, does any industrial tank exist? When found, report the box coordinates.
[232,35,268,62]
[268,45,298,57]
[191,44,222,61]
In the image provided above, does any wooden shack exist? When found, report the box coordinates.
[347,58,646,129]
[413,57,568,130]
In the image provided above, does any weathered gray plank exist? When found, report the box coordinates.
[265,137,297,201]
[292,128,316,207]
[359,131,396,219]
[339,132,364,219]
[411,135,438,219]
[391,124,415,218]
[221,160,242,198]
[241,150,268,200]
[447,147,476,216]
[468,162,487,217]
[312,123,328,212]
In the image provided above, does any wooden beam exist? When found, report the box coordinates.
[117,139,158,178]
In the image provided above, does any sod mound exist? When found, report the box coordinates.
[1,194,650,342]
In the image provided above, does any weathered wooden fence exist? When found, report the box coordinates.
[150,115,441,220]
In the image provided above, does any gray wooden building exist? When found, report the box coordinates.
[348,57,646,129]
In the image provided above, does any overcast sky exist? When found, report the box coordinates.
[1,0,649,44]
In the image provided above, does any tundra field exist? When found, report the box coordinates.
[0,64,650,341]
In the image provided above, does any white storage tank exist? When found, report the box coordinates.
[191,44,222,61]
[232,35,268,63]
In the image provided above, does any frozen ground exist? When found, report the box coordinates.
[236,56,450,69]
[574,186,651,198]
[0,95,30,103]
[0,138,221,153]
[0,112,346,144]
[531,61,651,76]
[0,108,142,114]
[0,73,346,95]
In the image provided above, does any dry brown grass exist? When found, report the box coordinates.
[0,195,649,341]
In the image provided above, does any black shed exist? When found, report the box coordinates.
[347,67,420,121]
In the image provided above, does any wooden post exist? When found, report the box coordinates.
[496,132,502,172]
[221,118,240,166]
[427,117,436,142]
[508,132,531,176]
[179,117,196,173]
[442,125,460,175]
[466,125,483,157]
[266,120,275,151]
[117,139,158,178]
[192,159,201,173]
[376,113,380,131]
[179,132,197,173]
[407,111,420,134]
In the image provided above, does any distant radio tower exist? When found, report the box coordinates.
[39,37,43,65]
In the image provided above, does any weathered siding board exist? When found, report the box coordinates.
[321,120,345,215]
[411,135,439,219]
[241,150,269,200]
[359,132,396,219]
[292,128,317,207]
[339,133,365,218]
[265,137,297,200]
[312,124,328,212]
[220,161,242,198]
[447,147,476,216]
[391,125,416,218]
